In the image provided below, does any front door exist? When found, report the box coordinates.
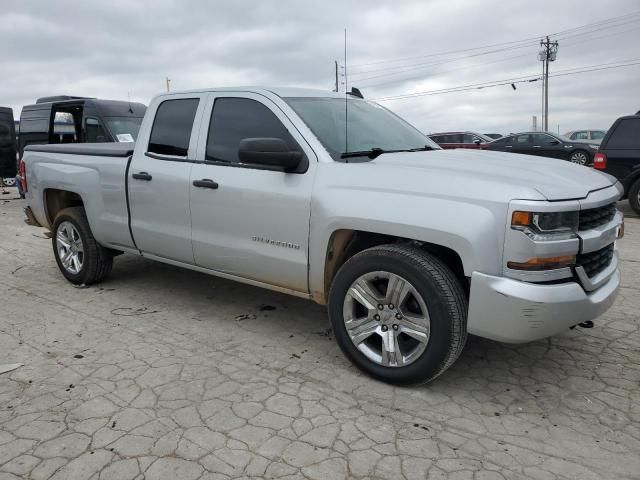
[128,94,206,263]
[189,92,317,293]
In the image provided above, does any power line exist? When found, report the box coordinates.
[348,15,639,84]
[348,21,638,93]
[374,60,640,101]
[348,11,640,71]
[359,51,535,89]
[358,25,639,90]
[349,42,538,78]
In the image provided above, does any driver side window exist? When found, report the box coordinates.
[206,97,298,164]
[84,117,108,143]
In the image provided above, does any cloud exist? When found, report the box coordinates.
[0,0,638,134]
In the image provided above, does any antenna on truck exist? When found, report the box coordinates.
[344,28,348,155]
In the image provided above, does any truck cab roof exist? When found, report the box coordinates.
[153,86,349,100]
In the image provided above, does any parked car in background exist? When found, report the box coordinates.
[563,130,606,143]
[0,107,17,186]
[16,95,147,198]
[428,131,492,149]
[594,114,640,214]
[487,131,598,165]
[21,87,623,384]
[18,95,146,156]
[484,133,503,139]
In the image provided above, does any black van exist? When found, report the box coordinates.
[18,96,146,157]
[0,107,17,181]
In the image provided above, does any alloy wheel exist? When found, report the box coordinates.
[570,152,588,165]
[56,221,84,274]
[342,271,430,367]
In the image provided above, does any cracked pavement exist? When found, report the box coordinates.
[1,189,639,479]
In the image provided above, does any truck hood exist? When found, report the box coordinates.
[371,149,616,201]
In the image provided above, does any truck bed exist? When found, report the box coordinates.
[24,142,135,158]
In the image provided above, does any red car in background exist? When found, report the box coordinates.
[428,131,492,150]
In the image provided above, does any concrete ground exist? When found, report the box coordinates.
[0,186,639,480]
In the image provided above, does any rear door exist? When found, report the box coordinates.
[128,94,206,263]
[189,92,317,293]
[0,107,17,178]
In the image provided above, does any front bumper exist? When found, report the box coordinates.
[467,266,620,343]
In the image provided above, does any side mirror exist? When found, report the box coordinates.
[549,140,560,145]
[238,138,302,171]
[96,135,105,143]
[473,138,482,145]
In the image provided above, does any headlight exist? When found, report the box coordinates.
[511,210,578,241]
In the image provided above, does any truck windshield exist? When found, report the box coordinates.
[104,117,144,142]
[284,97,439,161]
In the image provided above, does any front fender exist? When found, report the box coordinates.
[308,187,508,300]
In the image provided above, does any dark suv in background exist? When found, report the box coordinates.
[487,131,598,165]
[18,96,146,156]
[428,131,492,149]
[594,114,640,214]
[0,107,17,186]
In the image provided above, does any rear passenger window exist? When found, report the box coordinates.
[607,119,640,149]
[206,97,296,163]
[574,131,588,140]
[148,98,199,157]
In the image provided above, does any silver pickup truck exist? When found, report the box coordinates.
[22,87,624,384]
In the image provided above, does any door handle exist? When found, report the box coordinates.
[193,179,219,189]
[532,145,541,148]
[505,145,513,148]
[132,172,152,181]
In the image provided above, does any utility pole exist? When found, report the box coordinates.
[334,60,339,92]
[165,76,171,92]
[538,36,558,131]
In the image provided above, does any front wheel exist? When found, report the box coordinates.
[569,150,589,165]
[52,207,113,285]
[328,244,468,385]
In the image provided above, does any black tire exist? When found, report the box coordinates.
[328,244,467,385]
[52,207,113,285]
[569,150,590,166]
[629,178,640,215]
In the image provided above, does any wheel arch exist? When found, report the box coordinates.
[316,229,468,305]
[44,188,85,228]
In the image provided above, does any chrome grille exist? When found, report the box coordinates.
[576,244,614,278]
[578,203,616,231]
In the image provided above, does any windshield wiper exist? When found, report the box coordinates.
[341,148,386,159]
[340,145,435,159]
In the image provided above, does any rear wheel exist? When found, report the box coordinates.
[569,150,589,165]
[52,207,113,285]
[328,244,467,384]
[629,178,640,215]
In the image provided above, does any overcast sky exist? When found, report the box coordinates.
[1,0,639,135]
